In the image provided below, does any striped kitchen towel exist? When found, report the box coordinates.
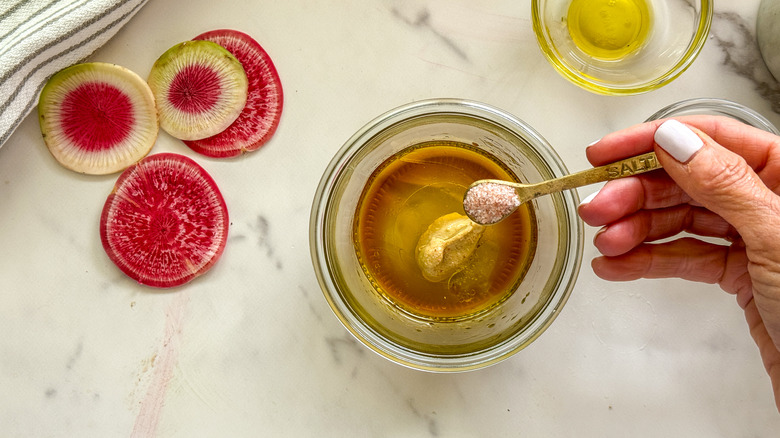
[0,0,149,149]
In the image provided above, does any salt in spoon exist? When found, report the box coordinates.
[463,151,662,225]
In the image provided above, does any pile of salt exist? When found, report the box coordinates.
[462,182,521,225]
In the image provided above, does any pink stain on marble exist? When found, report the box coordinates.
[131,292,190,437]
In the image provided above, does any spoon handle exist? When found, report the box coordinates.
[524,151,662,200]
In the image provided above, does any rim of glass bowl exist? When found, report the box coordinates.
[309,98,584,372]
[531,0,714,96]
[645,97,780,135]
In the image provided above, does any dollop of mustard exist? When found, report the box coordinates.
[415,212,485,282]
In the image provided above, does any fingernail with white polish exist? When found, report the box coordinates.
[654,119,703,163]
[587,138,600,147]
[579,187,601,207]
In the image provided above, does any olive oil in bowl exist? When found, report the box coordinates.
[567,0,652,60]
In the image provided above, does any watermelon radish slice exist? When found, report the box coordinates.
[147,40,248,141]
[37,62,158,175]
[100,153,228,288]
[184,29,284,158]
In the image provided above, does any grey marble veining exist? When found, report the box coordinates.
[711,10,780,112]
[758,0,780,82]
[392,6,470,61]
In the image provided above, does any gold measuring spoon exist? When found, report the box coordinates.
[463,151,662,225]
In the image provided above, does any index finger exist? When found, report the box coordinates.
[587,115,780,177]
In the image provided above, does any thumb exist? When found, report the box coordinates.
[654,119,780,392]
[653,119,780,246]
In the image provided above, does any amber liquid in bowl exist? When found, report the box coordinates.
[353,141,537,321]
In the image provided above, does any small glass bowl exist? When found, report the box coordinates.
[532,0,713,95]
[645,97,780,134]
[309,99,583,372]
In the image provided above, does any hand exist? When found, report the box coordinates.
[578,116,780,411]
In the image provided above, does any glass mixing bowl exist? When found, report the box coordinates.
[645,97,780,134]
[310,99,583,371]
[532,0,713,95]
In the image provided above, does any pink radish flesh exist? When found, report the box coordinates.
[100,153,228,288]
[168,65,221,113]
[185,29,283,158]
[62,83,134,151]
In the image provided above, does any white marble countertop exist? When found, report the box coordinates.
[2,0,780,436]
